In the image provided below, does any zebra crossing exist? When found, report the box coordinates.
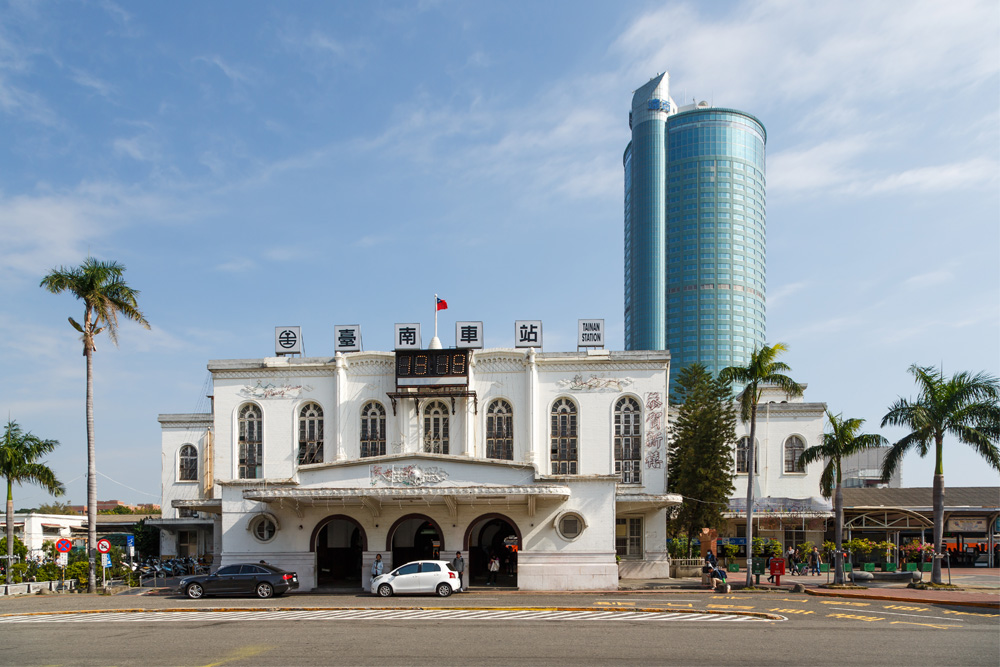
[0,608,777,624]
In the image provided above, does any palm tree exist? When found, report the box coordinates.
[40,258,149,592]
[719,343,803,587]
[881,365,1000,585]
[2,421,65,585]
[799,412,887,585]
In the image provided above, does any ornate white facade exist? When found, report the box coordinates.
[155,348,680,591]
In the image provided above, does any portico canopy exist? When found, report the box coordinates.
[241,485,572,518]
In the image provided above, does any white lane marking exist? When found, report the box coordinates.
[0,609,777,624]
[827,607,965,622]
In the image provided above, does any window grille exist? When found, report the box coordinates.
[614,397,642,484]
[784,435,806,473]
[361,402,386,457]
[423,401,449,454]
[550,398,578,474]
[486,399,514,460]
[298,403,324,465]
[238,403,262,479]
[616,517,643,558]
[179,444,197,481]
[736,436,758,474]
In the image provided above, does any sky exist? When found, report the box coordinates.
[1,0,998,509]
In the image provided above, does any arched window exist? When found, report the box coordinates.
[298,403,324,465]
[423,401,449,454]
[736,436,758,474]
[178,444,197,481]
[550,398,578,474]
[361,401,386,457]
[784,435,806,473]
[614,396,642,484]
[486,399,513,460]
[238,403,262,479]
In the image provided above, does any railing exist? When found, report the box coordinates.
[1,580,76,596]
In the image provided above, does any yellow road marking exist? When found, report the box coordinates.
[827,613,883,622]
[711,595,743,600]
[661,603,694,608]
[943,609,999,618]
[771,608,814,614]
[820,600,870,607]
[889,621,960,630]
[596,601,635,607]
[199,645,273,667]
[884,605,929,611]
[708,605,755,610]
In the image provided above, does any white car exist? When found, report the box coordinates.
[371,560,460,597]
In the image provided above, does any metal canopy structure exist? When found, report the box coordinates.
[844,507,933,530]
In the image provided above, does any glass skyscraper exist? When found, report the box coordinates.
[624,72,767,383]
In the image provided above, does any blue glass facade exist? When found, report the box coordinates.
[624,83,767,386]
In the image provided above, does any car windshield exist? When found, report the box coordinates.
[445,563,457,572]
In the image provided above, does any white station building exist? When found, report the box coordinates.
[155,322,681,591]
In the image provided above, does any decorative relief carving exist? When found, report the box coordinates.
[239,380,313,399]
[369,464,449,487]
[557,374,633,392]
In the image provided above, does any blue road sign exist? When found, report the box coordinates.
[126,535,134,546]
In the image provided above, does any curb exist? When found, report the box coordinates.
[804,588,1000,610]
[0,605,784,621]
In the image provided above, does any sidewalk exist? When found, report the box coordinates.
[619,568,1000,609]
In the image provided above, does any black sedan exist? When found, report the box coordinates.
[178,563,299,599]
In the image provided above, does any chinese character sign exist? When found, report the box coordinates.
[514,320,542,348]
[644,391,664,469]
[334,324,362,352]
[274,326,302,355]
[394,323,421,350]
[455,321,484,348]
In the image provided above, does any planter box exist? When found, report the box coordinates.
[727,563,740,573]
[843,562,853,572]
[921,562,932,572]
[884,563,897,572]
[863,563,875,572]
[905,563,918,572]
[819,563,830,573]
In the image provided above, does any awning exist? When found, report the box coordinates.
[171,499,223,514]
[616,492,683,512]
[242,485,571,519]
[146,517,216,533]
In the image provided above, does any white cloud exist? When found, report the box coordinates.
[70,69,115,98]
[113,135,159,162]
[767,281,810,309]
[902,270,955,290]
[861,158,1000,196]
[194,55,254,85]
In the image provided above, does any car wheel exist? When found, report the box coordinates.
[436,582,453,598]
[186,583,204,600]
[377,583,393,597]
[255,582,274,599]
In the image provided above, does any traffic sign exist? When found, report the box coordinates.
[127,535,135,557]
[57,552,68,567]
[55,539,73,553]
[96,539,111,554]
[101,553,111,568]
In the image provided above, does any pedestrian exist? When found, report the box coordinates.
[371,553,383,579]
[451,551,465,591]
[809,547,821,576]
[701,558,715,588]
[706,549,717,567]
[710,565,730,593]
[766,552,774,584]
[487,553,500,585]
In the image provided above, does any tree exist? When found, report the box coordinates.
[719,343,803,587]
[799,411,887,585]
[41,258,150,592]
[1,421,65,584]
[35,501,79,515]
[881,365,1000,584]
[667,364,737,552]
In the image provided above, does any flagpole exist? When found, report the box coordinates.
[434,293,439,339]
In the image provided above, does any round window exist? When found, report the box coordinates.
[251,517,277,542]
[556,512,586,541]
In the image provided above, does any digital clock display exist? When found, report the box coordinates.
[396,350,470,387]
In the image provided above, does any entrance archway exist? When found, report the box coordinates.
[310,515,367,588]
[465,513,521,587]
[387,514,444,567]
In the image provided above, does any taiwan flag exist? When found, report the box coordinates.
[436,297,448,311]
